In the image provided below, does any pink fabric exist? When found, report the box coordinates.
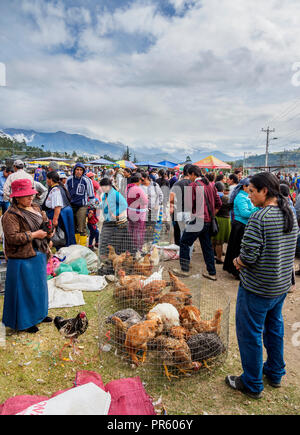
[106,377,155,416]
[0,370,156,415]
[126,184,148,221]
[46,256,60,276]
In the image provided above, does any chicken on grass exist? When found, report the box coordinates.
[54,312,88,359]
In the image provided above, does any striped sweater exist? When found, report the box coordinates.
[239,205,298,297]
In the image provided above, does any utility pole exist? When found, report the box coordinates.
[262,127,275,170]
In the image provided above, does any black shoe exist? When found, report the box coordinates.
[42,316,53,323]
[225,375,262,399]
[25,325,39,333]
[215,258,224,264]
[263,370,281,388]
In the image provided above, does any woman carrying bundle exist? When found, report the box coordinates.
[2,179,54,333]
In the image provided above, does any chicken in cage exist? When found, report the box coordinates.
[99,267,230,380]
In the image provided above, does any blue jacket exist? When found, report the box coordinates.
[66,163,94,207]
[0,172,7,202]
[101,188,128,222]
[233,190,259,225]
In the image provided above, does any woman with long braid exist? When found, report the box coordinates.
[225,172,298,399]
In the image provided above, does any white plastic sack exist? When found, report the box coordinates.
[55,271,107,292]
[156,244,179,261]
[48,278,85,309]
[17,383,111,415]
[56,245,98,272]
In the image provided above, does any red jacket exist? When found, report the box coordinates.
[188,179,222,222]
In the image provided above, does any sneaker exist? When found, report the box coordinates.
[225,375,262,399]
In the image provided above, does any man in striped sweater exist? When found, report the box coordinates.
[225,172,298,399]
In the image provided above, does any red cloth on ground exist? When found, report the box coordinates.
[0,370,156,415]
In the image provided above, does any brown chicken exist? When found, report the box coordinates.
[197,309,223,335]
[122,251,134,272]
[107,245,127,272]
[118,269,146,286]
[168,271,192,294]
[154,335,201,380]
[140,280,167,302]
[179,306,223,335]
[169,325,192,340]
[108,245,118,262]
[133,253,153,277]
[152,291,192,311]
[120,312,163,366]
[115,270,148,300]
[110,311,142,346]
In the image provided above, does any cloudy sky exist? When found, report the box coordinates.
[1,0,300,157]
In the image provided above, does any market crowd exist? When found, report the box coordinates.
[0,158,299,400]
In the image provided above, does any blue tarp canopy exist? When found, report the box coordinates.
[157,160,178,168]
[135,161,167,168]
[86,158,114,165]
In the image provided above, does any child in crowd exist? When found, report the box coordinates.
[87,204,99,251]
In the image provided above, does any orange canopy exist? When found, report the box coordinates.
[194,155,231,169]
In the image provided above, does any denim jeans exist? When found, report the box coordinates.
[88,223,99,247]
[236,285,287,393]
[0,201,9,215]
[180,221,215,275]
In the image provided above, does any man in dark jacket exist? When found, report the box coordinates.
[173,165,222,280]
[66,163,95,246]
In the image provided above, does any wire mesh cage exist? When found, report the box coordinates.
[97,210,170,275]
[98,260,230,381]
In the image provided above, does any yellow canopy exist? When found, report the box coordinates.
[29,160,70,166]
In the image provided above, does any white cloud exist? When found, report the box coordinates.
[1,0,300,158]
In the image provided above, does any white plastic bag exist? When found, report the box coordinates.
[17,383,111,415]
[56,245,98,272]
[48,278,85,309]
[55,271,107,292]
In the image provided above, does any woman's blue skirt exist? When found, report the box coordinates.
[2,251,48,331]
[47,206,76,246]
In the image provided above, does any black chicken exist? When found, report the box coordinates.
[54,311,88,359]
[187,332,226,369]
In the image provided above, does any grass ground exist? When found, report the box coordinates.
[0,251,299,415]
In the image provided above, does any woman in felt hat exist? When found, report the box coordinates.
[1,179,54,333]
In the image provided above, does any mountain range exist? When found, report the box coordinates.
[0,128,241,163]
